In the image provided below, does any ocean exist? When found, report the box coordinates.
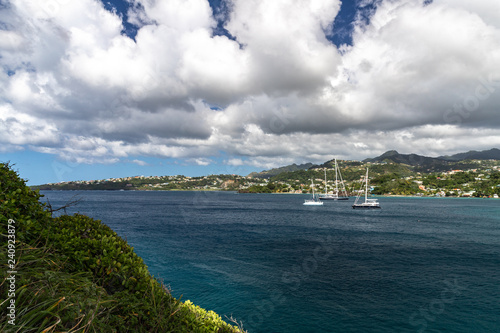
[40,191,500,333]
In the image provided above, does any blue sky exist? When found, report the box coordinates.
[105,0,364,46]
[1,0,499,185]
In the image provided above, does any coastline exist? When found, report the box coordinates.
[37,189,500,199]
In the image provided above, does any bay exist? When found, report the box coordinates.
[40,191,500,333]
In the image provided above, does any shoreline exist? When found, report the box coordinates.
[37,189,500,199]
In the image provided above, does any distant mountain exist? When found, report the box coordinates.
[362,148,500,173]
[365,148,500,165]
[363,150,439,166]
[249,148,500,179]
[248,163,314,179]
[438,148,500,161]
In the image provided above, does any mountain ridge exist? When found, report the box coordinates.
[438,148,500,161]
[249,148,500,177]
[364,148,500,168]
[247,162,314,179]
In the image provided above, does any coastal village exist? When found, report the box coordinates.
[36,155,500,198]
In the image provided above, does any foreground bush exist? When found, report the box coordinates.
[0,163,244,332]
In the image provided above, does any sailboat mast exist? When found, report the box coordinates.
[335,158,339,195]
[324,169,327,195]
[365,168,369,201]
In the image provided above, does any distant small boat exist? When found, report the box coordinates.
[320,159,349,201]
[304,179,324,206]
[352,168,380,209]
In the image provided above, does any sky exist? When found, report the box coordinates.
[1,0,500,185]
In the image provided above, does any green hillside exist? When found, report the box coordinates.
[247,163,315,179]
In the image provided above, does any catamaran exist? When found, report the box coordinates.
[352,168,380,209]
[320,159,349,200]
[303,179,324,206]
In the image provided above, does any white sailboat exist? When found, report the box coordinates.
[352,168,380,209]
[303,179,324,206]
[320,159,349,201]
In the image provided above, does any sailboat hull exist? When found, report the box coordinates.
[319,196,349,201]
[303,201,324,206]
[352,204,381,209]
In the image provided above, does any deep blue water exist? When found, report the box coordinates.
[41,191,500,333]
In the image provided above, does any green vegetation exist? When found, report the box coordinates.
[370,173,421,196]
[269,169,325,185]
[1,163,244,332]
[247,163,314,178]
[420,169,500,197]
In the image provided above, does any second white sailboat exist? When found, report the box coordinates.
[304,178,324,206]
[320,159,349,201]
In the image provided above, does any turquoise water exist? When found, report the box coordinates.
[41,191,500,333]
